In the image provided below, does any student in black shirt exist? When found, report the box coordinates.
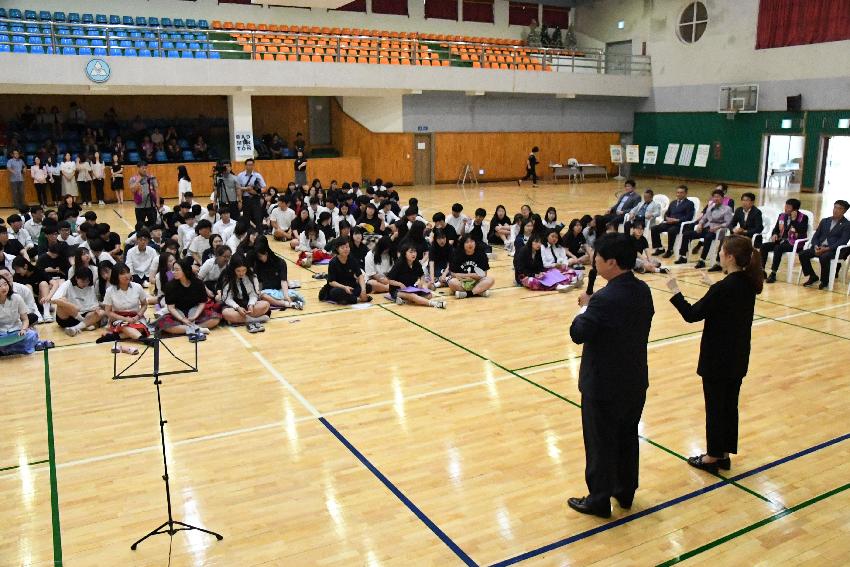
[387,244,446,309]
[513,234,545,286]
[158,256,221,340]
[448,236,495,299]
[488,205,512,246]
[320,238,371,304]
[399,220,429,262]
[428,228,453,289]
[36,242,71,280]
[431,212,458,245]
[251,237,303,310]
[349,228,369,270]
[517,145,540,187]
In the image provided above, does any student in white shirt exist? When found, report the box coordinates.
[541,229,572,270]
[226,222,249,255]
[447,203,469,237]
[99,262,151,352]
[198,245,232,293]
[7,214,34,256]
[364,235,394,294]
[307,199,329,222]
[219,254,270,334]
[177,214,197,253]
[91,152,106,205]
[212,208,237,242]
[177,165,192,203]
[333,202,357,237]
[296,222,326,253]
[379,201,400,226]
[187,220,213,264]
[124,229,160,285]
[269,197,296,242]
[51,269,105,337]
[23,207,45,242]
[0,267,43,325]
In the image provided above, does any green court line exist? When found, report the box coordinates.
[0,458,49,473]
[655,482,850,566]
[377,304,779,507]
[43,350,63,566]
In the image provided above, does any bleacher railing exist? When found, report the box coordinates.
[0,18,651,76]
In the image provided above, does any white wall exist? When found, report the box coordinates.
[342,95,403,132]
[576,0,850,111]
[10,0,542,42]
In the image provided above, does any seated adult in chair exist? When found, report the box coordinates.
[675,189,733,268]
[652,185,695,258]
[606,179,641,228]
[760,198,808,284]
[624,189,661,232]
[707,192,763,272]
[798,200,850,289]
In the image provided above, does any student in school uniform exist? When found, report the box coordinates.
[464,208,492,254]
[543,207,565,233]
[488,205,513,249]
[563,219,591,266]
[514,234,576,292]
[152,251,177,305]
[542,228,583,276]
[379,200,400,227]
[251,237,303,310]
[288,209,312,250]
[0,276,52,356]
[220,254,271,333]
[212,208,237,243]
[201,234,223,264]
[357,203,385,235]
[631,221,668,274]
[91,152,106,206]
[448,236,495,299]
[177,213,197,255]
[386,244,447,309]
[98,262,151,353]
[349,227,370,270]
[428,228,453,289]
[320,238,372,305]
[110,156,125,205]
[0,267,43,327]
[12,256,61,322]
[446,203,469,238]
[158,257,221,341]
[317,211,336,243]
[334,202,357,238]
[227,222,250,256]
[124,229,160,285]
[514,218,537,253]
[364,235,394,294]
[95,261,113,304]
[431,212,459,245]
[295,222,327,254]
[517,146,540,187]
[51,268,106,337]
[198,245,231,295]
[188,220,214,265]
[270,197,296,242]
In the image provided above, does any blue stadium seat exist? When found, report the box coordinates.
[148,17,160,27]
[144,32,156,39]
[194,51,207,59]
[62,46,76,55]
[25,155,35,166]
[0,9,6,19]
[209,51,221,59]
[72,28,84,36]
[39,11,51,21]
[125,140,137,150]
[180,50,193,58]
[161,18,172,27]
[75,39,89,47]
[130,31,142,38]
[0,25,6,32]
[12,35,25,43]
[125,48,137,57]
[147,41,158,49]
[108,47,122,56]
[119,40,132,47]
[29,36,41,44]
[94,47,106,56]
[78,47,92,56]
[9,9,22,19]
[31,45,46,54]
[0,44,9,53]
[136,17,147,26]
[182,150,195,161]
[68,13,80,23]
[53,11,65,22]
[122,16,134,26]
[114,31,128,38]
[101,153,112,163]
[109,15,120,25]
[24,10,37,20]
[151,50,162,57]
[82,14,94,24]
[13,44,27,53]
[11,25,24,33]
[134,40,145,49]
[96,14,107,24]
[189,42,200,50]
[162,41,174,49]
[167,50,179,58]
[128,152,140,164]
[26,26,38,33]
[175,41,188,50]
[91,39,105,47]
[177,139,189,149]
[198,20,210,30]
[0,34,8,43]
[139,49,152,57]
[60,38,73,46]
[56,27,69,35]
[173,19,185,28]
[155,150,167,162]
[186,19,197,29]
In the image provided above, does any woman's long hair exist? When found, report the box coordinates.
[177,165,191,182]
[722,235,764,294]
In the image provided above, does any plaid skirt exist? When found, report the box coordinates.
[108,310,150,336]
[156,300,222,330]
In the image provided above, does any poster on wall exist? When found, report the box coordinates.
[664,144,680,164]
[678,144,695,166]
[694,144,711,167]
[234,131,254,159]
[626,145,640,163]
[609,145,623,163]
[643,146,659,164]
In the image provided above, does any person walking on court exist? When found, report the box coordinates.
[517,146,540,187]
[666,235,763,473]
[568,233,654,518]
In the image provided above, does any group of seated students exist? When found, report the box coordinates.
[3,171,849,357]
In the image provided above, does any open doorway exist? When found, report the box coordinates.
[762,135,804,190]
[820,135,850,191]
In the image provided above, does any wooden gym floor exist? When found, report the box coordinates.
[1,178,849,566]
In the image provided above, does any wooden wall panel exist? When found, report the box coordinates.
[433,131,620,183]
[331,98,414,185]
[0,95,227,123]
[250,96,310,151]
[0,157,361,207]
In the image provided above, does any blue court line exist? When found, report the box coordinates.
[489,431,850,567]
[320,418,479,567]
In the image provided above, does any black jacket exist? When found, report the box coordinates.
[670,271,756,379]
[513,244,544,283]
[728,207,764,237]
[570,271,654,402]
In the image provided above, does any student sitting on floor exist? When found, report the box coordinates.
[98,262,151,353]
[428,228,453,289]
[543,207,565,233]
[488,205,513,250]
[631,221,668,274]
[251,237,303,310]
[319,238,372,305]
[0,276,52,356]
[563,219,591,266]
[12,256,59,322]
[513,234,575,292]
[219,254,271,333]
[0,267,41,327]
[386,243,446,309]
[364,235,394,294]
[199,245,231,295]
[51,268,106,337]
[124,228,159,285]
[158,256,221,341]
[448,236,494,299]
[187,220,213,265]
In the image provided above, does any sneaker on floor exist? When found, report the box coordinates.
[35,340,54,351]
[252,315,270,324]
[434,281,443,288]
[556,284,572,292]
[195,326,211,335]
[479,290,491,297]
[188,332,206,342]
[42,314,54,323]
[98,200,105,206]
[674,257,688,264]
[659,267,670,274]
[64,326,81,337]
[395,297,405,305]
[429,299,447,309]
[455,291,468,299]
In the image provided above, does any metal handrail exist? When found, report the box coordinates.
[0,18,651,74]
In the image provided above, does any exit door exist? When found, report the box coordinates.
[414,134,433,185]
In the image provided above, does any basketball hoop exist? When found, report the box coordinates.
[725,108,737,121]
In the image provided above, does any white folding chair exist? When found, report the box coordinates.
[754,206,779,246]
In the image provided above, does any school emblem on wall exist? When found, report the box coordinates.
[85,59,111,84]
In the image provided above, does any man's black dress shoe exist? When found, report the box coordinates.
[662,250,674,259]
[567,496,611,518]
[803,275,819,287]
[766,272,776,283]
[708,264,722,272]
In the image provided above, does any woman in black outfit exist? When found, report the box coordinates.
[517,146,540,187]
[667,235,763,473]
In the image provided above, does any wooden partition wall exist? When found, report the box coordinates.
[433,131,620,183]
[251,96,310,151]
[0,157,362,208]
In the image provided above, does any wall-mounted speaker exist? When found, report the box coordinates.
[787,94,802,112]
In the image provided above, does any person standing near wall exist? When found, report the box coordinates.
[237,158,267,231]
[517,146,540,188]
[130,161,159,231]
[7,150,26,210]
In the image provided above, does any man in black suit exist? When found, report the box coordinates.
[652,185,696,258]
[707,192,763,271]
[568,233,655,518]
[606,179,641,228]
[798,199,850,289]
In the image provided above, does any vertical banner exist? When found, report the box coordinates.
[609,145,623,163]
[625,145,640,163]
[643,146,659,164]
[694,144,711,167]
[664,143,680,165]
[234,131,255,161]
[678,144,695,166]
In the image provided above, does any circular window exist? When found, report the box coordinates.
[678,1,708,43]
